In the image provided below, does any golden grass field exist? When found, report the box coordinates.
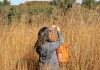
[0,4,100,70]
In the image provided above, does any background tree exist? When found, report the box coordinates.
[82,0,96,9]
[3,0,10,6]
[95,0,100,6]
[51,0,76,8]
[51,0,57,5]
[0,1,3,6]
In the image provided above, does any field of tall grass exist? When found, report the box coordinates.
[0,4,100,70]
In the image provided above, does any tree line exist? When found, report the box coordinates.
[0,0,100,9]
[0,0,100,25]
[0,0,10,6]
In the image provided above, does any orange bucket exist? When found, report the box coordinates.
[56,45,69,63]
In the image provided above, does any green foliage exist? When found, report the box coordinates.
[51,0,76,7]
[95,0,100,6]
[0,5,55,25]
[82,0,96,9]
[50,0,57,5]
[0,1,3,6]
[3,0,10,6]
[51,0,76,13]
[0,6,23,24]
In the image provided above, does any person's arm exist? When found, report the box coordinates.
[57,31,63,44]
[49,26,64,51]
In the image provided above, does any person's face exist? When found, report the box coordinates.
[48,28,58,42]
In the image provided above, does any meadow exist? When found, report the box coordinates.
[0,4,100,70]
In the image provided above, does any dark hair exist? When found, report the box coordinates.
[35,27,51,49]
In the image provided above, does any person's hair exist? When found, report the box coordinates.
[35,27,52,49]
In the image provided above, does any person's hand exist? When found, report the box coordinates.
[49,25,56,31]
[51,25,61,31]
[52,25,56,28]
[56,26,61,31]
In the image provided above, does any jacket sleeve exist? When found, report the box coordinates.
[49,31,63,51]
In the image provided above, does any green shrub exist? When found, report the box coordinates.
[3,0,10,6]
[51,0,75,14]
[0,1,3,6]
[51,0,75,8]
[82,0,96,9]
[95,1,100,6]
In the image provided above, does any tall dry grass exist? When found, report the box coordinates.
[0,4,100,70]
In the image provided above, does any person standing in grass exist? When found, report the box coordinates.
[34,25,63,70]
